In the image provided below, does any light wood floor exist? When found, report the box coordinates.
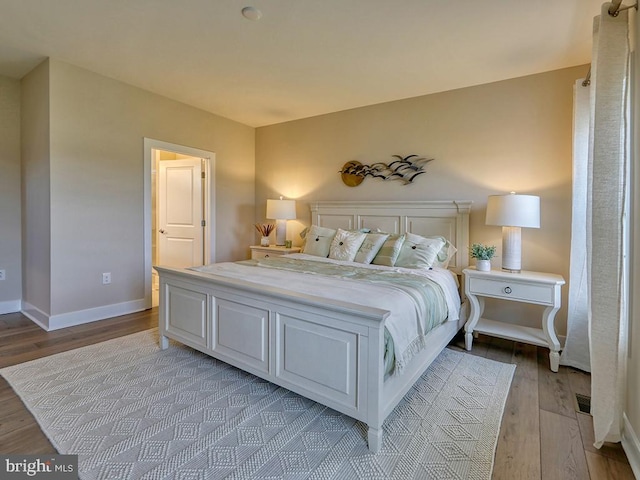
[447,334,635,480]
[0,309,635,479]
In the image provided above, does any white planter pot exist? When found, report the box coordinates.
[476,259,491,272]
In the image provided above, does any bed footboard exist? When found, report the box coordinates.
[156,266,390,451]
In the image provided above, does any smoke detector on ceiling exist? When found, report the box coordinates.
[241,6,262,21]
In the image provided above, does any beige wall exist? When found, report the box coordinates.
[0,75,21,311]
[21,60,51,316]
[256,65,587,332]
[22,59,255,318]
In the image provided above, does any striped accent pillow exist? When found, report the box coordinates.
[372,234,405,266]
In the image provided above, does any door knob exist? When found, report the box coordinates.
[159,229,166,234]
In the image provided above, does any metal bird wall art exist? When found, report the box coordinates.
[339,155,434,186]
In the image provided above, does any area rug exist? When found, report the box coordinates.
[1,329,515,479]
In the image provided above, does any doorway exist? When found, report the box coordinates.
[144,138,216,308]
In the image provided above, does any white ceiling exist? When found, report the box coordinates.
[0,0,604,127]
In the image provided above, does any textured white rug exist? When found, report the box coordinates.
[2,329,515,479]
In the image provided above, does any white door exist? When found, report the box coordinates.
[158,158,204,268]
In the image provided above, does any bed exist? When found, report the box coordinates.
[155,200,471,452]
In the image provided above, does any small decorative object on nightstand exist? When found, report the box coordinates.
[254,223,275,247]
[250,245,301,260]
[470,243,496,272]
[463,267,565,372]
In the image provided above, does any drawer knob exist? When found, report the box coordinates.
[504,286,512,294]
[264,254,270,258]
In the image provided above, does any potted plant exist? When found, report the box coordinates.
[470,243,496,272]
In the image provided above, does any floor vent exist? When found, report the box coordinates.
[575,393,591,414]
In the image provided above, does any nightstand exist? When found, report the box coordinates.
[463,267,565,372]
[250,245,301,260]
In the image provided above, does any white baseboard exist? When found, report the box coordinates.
[22,299,147,331]
[0,299,21,315]
[623,412,640,479]
[21,302,51,330]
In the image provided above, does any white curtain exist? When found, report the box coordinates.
[587,3,630,448]
[560,80,591,372]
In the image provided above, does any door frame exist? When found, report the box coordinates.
[143,138,216,309]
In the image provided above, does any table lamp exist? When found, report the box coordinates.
[266,197,296,246]
[485,192,540,272]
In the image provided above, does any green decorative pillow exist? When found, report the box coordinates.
[395,233,446,269]
[302,225,337,257]
[354,233,389,264]
[372,234,406,266]
[329,228,367,262]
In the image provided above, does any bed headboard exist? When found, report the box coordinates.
[310,200,472,274]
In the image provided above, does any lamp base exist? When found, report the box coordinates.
[501,226,522,273]
[502,267,522,273]
[274,219,287,246]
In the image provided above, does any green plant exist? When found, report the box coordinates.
[470,243,496,260]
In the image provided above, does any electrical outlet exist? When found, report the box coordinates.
[102,272,111,285]
[0,270,5,281]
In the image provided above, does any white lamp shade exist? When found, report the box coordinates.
[486,193,540,228]
[266,199,296,220]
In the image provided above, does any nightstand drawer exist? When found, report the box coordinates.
[468,277,553,305]
[250,246,301,260]
[251,250,280,260]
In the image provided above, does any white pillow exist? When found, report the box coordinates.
[328,229,367,262]
[354,233,389,264]
[432,238,457,269]
[302,225,337,257]
[395,233,446,269]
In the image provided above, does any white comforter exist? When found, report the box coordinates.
[191,253,460,372]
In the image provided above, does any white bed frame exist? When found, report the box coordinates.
[155,200,471,452]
